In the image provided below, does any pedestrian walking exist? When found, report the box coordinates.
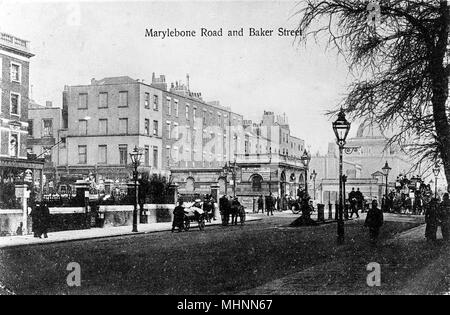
[30,202,43,238]
[425,198,439,243]
[265,193,274,216]
[364,200,384,244]
[439,193,450,241]
[172,200,185,233]
[40,202,50,238]
[257,195,264,214]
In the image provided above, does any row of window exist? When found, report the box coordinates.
[77,144,158,167]
[78,91,160,110]
[165,97,240,126]
[27,119,53,138]
[77,118,159,136]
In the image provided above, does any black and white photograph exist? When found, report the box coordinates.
[0,0,449,299]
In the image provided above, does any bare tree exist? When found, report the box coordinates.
[296,1,449,181]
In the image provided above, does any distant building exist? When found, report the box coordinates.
[0,31,43,205]
[171,109,307,209]
[27,100,67,193]
[309,122,414,203]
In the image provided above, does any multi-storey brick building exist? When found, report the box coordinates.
[59,76,164,185]
[0,31,43,206]
[57,74,308,207]
[150,73,244,169]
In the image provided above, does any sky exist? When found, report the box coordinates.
[0,0,357,154]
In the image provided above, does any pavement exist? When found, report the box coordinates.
[0,215,261,249]
[240,213,448,295]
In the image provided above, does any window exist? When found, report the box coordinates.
[153,146,158,168]
[10,133,18,157]
[144,145,150,166]
[193,107,197,119]
[153,120,158,136]
[10,93,19,115]
[78,93,88,109]
[167,98,171,115]
[98,119,108,135]
[119,145,128,165]
[144,93,150,109]
[153,95,159,111]
[10,63,20,82]
[98,145,107,164]
[174,100,179,117]
[166,122,171,138]
[119,91,128,107]
[119,118,128,134]
[145,119,150,135]
[43,119,53,137]
[28,120,33,137]
[185,104,190,120]
[98,92,108,108]
[78,120,88,136]
[78,145,87,164]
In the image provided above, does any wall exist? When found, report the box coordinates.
[0,204,175,236]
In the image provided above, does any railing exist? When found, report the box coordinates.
[0,32,29,52]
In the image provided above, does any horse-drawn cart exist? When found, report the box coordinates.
[183,206,206,231]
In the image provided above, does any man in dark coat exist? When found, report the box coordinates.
[265,193,274,216]
[365,200,384,244]
[172,200,185,232]
[425,198,439,242]
[40,202,51,238]
[219,195,231,226]
[203,195,215,222]
[257,195,264,214]
[30,202,42,238]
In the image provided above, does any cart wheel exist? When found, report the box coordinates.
[198,219,205,231]
[184,219,190,231]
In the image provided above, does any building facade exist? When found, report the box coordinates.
[0,31,43,207]
[27,100,67,193]
[59,76,164,186]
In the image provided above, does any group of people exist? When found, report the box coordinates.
[256,193,276,216]
[219,195,243,226]
[348,188,365,218]
[30,202,51,238]
[424,193,450,242]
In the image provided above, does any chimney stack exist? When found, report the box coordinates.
[46,101,52,108]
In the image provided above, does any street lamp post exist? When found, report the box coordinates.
[332,109,351,245]
[311,170,317,201]
[268,147,272,194]
[433,164,441,199]
[301,150,311,196]
[382,161,392,211]
[129,146,143,233]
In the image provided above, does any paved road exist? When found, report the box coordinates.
[0,213,430,295]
